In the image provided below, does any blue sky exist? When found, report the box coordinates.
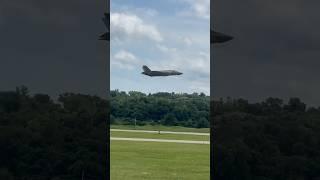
[110,0,210,95]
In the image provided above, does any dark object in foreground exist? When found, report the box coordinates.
[99,32,109,41]
[141,65,183,77]
[211,30,233,44]
[0,87,107,180]
[99,13,110,41]
[213,98,320,180]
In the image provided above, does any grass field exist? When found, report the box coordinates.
[111,131,210,141]
[111,126,210,180]
[111,124,210,133]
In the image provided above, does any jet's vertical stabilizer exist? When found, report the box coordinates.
[142,65,151,72]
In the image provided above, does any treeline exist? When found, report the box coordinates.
[110,90,210,128]
[0,86,107,180]
[213,97,320,180]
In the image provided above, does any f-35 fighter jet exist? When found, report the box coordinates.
[211,29,233,44]
[99,13,110,41]
[141,65,183,77]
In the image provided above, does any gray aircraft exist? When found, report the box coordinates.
[99,13,110,41]
[141,65,183,77]
[211,29,233,44]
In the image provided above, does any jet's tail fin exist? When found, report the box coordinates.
[142,65,151,72]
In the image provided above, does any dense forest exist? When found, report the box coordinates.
[110,89,210,128]
[1,87,320,179]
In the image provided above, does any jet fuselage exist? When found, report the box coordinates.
[142,70,183,77]
[141,65,183,77]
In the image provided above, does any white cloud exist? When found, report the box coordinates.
[155,46,210,76]
[111,3,159,17]
[188,54,210,76]
[190,80,210,94]
[157,44,177,53]
[179,0,210,19]
[138,8,158,17]
[183,37,193,46]
[190,52,210,74]
[111,12,163,42]
[111,50,140,70]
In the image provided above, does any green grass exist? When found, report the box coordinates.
[111,124,210,133]
[111,131,210,141]
[111,141,209,180]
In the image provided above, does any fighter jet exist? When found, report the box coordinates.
[99,13,110,41]
[211,29,233,44]
[141,65,183,77]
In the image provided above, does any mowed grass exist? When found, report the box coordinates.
[111,124,210,133]
[111,131,210,141]
[111,141,210,180]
